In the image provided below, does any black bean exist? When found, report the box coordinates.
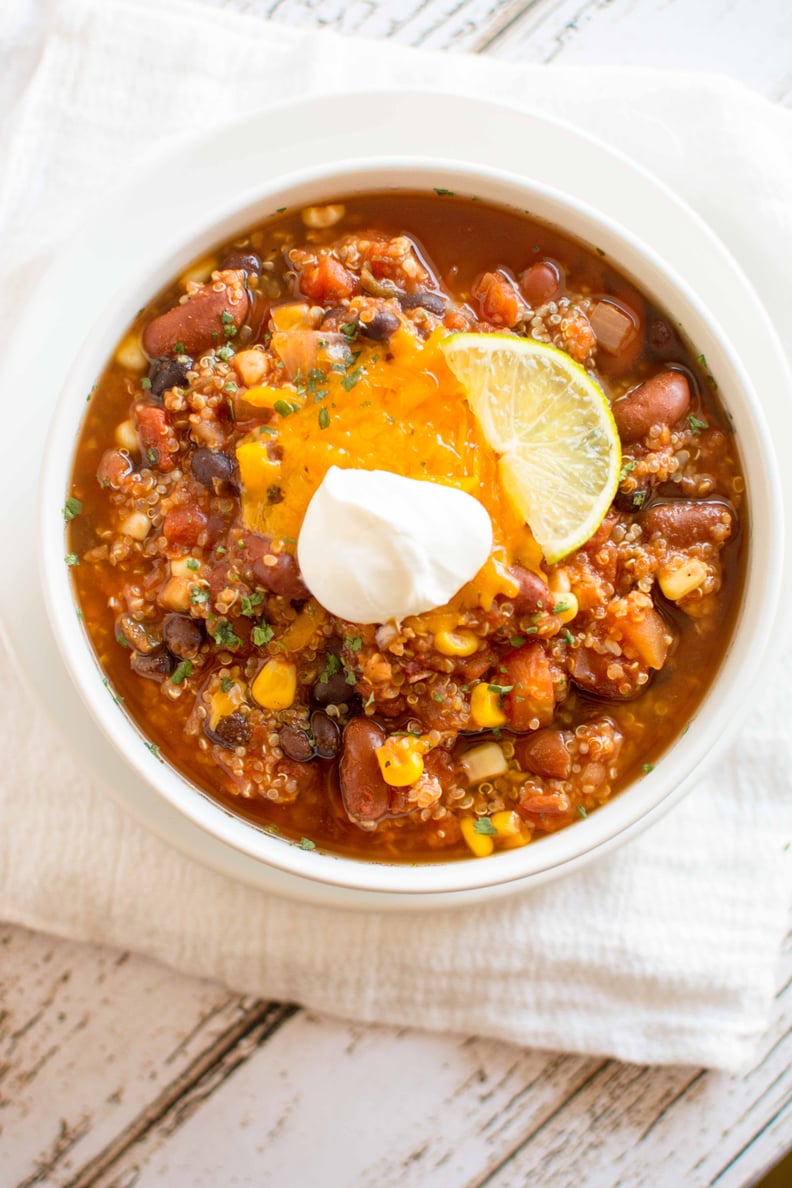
[321,307,358,335]
[279,723,314,762]
[190,448,239,494]
[221,251,262,276]
[131,649,175,681]
[162,613,205,659]
[359,309,400,342]
[204,711,251,750]
[399,291,447,316]
[312,670,352,706]
[311,710,340,758]
[148,356,191,398]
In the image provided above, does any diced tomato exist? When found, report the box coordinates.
[162,505,208,546]
[471,271,523,328]
[134,403,176,472]
[502,642,556,731]
[300,256,357,303]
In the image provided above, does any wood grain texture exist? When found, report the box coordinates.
[2,0,792,1184]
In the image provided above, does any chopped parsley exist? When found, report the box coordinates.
[217,345,234,362]
[171,659,193,685]
[687,413,709,435]
[189,586,209,604]
[173,341,185,355]
[509,635,525,647]
[345,670,357,686]
[62,497,83,521]
[140,377,152,390]
[252,623,274,646]
[487,683,514,697]
[578,805,588,818]
[642,763,655,774]
[240,591,265,616]
[186,558,199,571]
[341,367,364,391]
[697,353,708,368]
[213,620,241,649]
[562,630,574,645]
[145,741,160,757]
[619,459,637,482]
[340,322,357,339]
[299,837,316,851]
[221,310,238,339]
[65,553,80,566]
[552,601,570,614]
[220,676,234,693]
[318,407,330,430]
[473,817,497,836]
[434,188,455,196]
[344,635,363,652]
[273,399,294,417]
[224,381,238,394]
[632,491,647,509]
[320,654,342,682]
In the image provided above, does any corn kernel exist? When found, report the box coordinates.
[301,203,346,229]
[209,683,245,729]
[551,591,578,624]
[491,810,522,837]
[251,659,297,710]
[234,349,269,387]
[501,830,531,850]
[120,511,150,540]
[470,683,507,728]
[434,628,479,657]
[459,742,508,785]
[658,558,708,601]
[115,418,139,453]
[460,817,495,858]
[375,737,425,787]
[115,332,147,372]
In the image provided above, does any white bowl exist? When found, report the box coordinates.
[40,157,783,898]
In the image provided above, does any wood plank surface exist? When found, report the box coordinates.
[2,0,792,1184]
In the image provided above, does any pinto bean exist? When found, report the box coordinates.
[612,370,691,443]
[311,709,341,758]
[519,261,561,307]
[640,499,735,548]
[279,723,314,763]
[515,730,571,779]
[339,718,390,824]
[162,613,204,659]
[509,566,553,616]
[243,533,308,601]
[142,271,250,358]
[131,649,175,681]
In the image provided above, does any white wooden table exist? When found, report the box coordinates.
[3,2,792,1185]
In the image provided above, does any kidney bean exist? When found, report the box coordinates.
[515,729,571,779]
[221,250,261,275]
[279,723,315,763]
[162,505,208,547]
[509,566,553,617]
[162,613,204,659]
[131,649,175,681]
[190,448,239,494]
[359,308,400,342]
[204,711,251,750]
[399,291,447,316]
[612,370,691,443]
[339,718,390,824]
[311,709,341,758]
[502,642,556,731]
[640,499,735,548]
[148,356,191,398]
[570,647,644,700]
[142,271,250,358]
[243,533,308,601]
[519,261,561,307]
[313,670,354,706]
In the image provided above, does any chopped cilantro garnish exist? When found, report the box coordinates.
[186,558,199,571]
[487,683,514,697]
[220,676,233,693]
[364,692,375,708]
[217,345,234,362]
[140,376,152,390]
[619,459,637,482]
[562,630,574,645]
[320,654,342,682]
[552,601,570,614]
[145,741,160,757]
[240,591,265,616]
[687,413,709,434]
[213,620,241,649]
[697,353,708,368]
[273,399,294,417]
[65,553,80,566]
[578,805,588,818]
[509,635,525,648]
[173,341,185,355]
[189,586,209,604]
[341,367,364,391]
[632,491,646,509]
[473,817,497,836]
[642,763,655,774]
[252,623,274,646]
[345,670,357,686]
[318,407,330,430]
[345,635,363,652]
[63,496,83,521]
[299,837,316,851]
[224,381,238,394]
[434,188,455,197]
[171,659,193,685]
[340,322,357,339]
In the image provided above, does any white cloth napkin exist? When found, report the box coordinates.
[2,0,791,1072]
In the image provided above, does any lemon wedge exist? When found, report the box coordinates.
[441,333,621,563]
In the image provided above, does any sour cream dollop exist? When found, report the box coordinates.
[297,467,493,624]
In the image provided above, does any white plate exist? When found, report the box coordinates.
[4,90,790,909]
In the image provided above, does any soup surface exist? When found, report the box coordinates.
[66,192,745,861]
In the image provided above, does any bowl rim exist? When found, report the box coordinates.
[39,154,784,896]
